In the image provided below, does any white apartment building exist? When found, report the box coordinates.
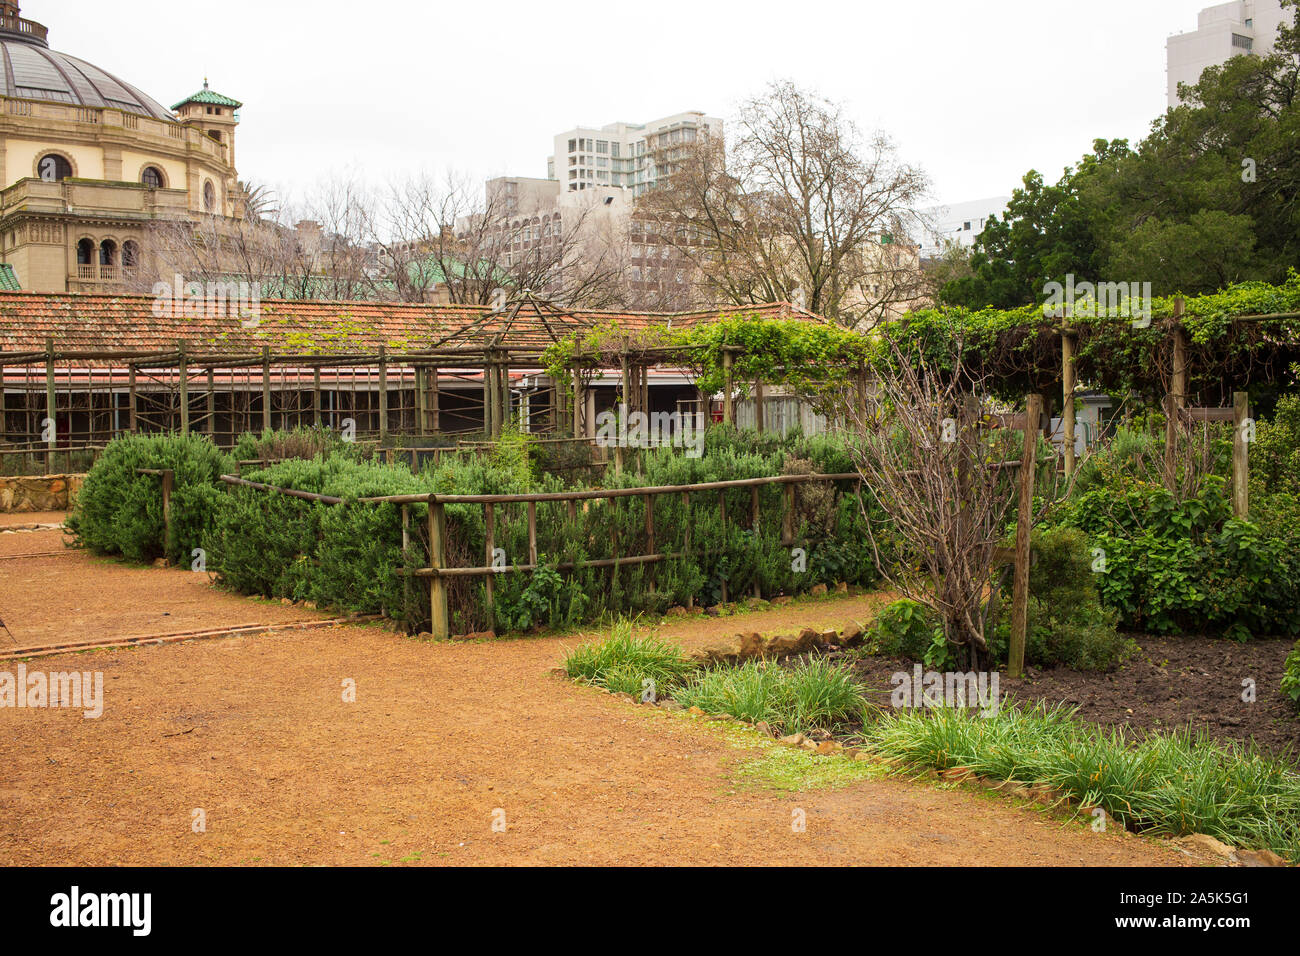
[917,196,1010,259]
[546,111,723,196]
[1167,0,1289,106]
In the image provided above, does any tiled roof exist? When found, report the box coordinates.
[0,290,824,358]
[0,264,20,292]
[171,81,242,111]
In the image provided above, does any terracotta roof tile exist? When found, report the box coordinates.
[0,291,825,358]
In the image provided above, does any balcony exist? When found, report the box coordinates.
[0,15,49,46]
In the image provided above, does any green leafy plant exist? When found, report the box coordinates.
[562,620,696,697]
[67,433,230,564]
[674,658,866,735]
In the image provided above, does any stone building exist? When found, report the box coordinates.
[0,1,243,293]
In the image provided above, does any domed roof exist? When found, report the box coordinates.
[0,12,173,121]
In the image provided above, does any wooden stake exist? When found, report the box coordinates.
[484,501,495,616]
[428,499,449,639]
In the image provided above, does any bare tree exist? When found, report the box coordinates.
[843,336,1059,669]
[379,171,628,308]
[638,80,932,327]
[134,172,380,301]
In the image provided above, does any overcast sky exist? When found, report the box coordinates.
[51,0,1202,208]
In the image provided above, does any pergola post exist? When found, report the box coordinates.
[1061,330,1077,478]
[206,368,215,440]
[377,344,389,442]
[1164,298,1187,492]
[722,349,735,426]
[128,365,138,434]
[177,340,189,435]
[261,346,272,433]
[45,337,55,472]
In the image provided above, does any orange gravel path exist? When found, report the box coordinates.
[0,594,1191,866]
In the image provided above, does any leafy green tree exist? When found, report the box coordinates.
[940,0,1299,304]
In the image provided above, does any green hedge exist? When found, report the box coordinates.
[206,428,881,634]
[66,433,230,564]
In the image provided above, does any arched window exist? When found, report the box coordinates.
[76,238,94,265]
[203,181,216,213]
[99,239,117,266]
[122,240,139,273]
[37,153,73,182]
[141,166,164,189]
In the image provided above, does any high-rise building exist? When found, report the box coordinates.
[548,111,722,196]
[1167,0,1289,106]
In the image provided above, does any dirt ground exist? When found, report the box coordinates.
[0,526,330,650]
[0,520,1204,866]
[847,636,1300,759]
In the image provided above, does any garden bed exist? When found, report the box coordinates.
[842,634,1300,758]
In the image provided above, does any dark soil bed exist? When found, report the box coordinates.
[839,634,1300,759]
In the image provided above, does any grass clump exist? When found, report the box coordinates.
[862,702,1300,861]
[675,658,866,736]
[562,621,696,698]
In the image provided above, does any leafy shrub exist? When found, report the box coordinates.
[67,433,230,564]
[232,426,356,465]
[674,658,866,735]
[988,527,1133,671]
[1283,640,1300,714]
[1055,460,1300,639]
[865,599,944,663]
[207,429,885,634]
[206,455,429,619]
[562,621,696,697]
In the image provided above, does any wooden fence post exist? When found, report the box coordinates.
[1233,391,1250,518]
[428,497,449,639]
[1009,393,1042,679]
[484,501,496,618]
[161,468,174,560]
[1164,298,1186,492]
[430,366,441,434]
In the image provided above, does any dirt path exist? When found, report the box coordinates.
[0,599,1191,866]
[0,522,333,650]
